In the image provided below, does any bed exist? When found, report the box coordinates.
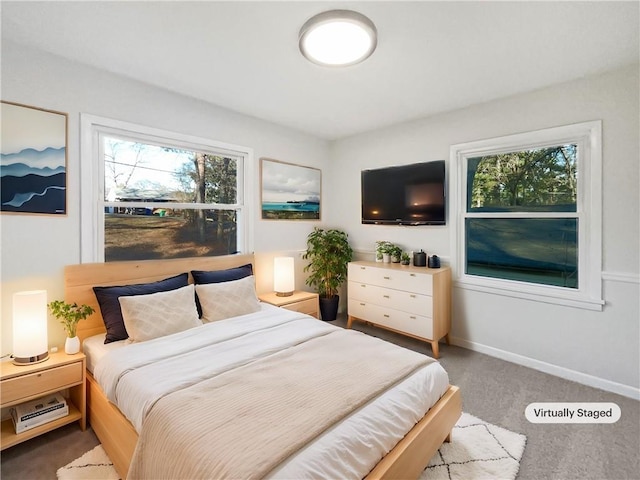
[67,254,461,479]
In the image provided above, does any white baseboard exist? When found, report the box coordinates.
[449,336,640,401]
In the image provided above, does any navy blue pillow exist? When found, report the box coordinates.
[93,273,189,344]
[191,264,253,285]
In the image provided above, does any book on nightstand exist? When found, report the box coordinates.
[10,393,69,434]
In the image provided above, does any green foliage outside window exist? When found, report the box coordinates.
[468,144,577,212]
[466,143,579,289]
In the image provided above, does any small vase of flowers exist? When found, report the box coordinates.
[48,301,95,354]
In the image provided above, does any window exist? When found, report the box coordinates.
[81,115,253,263]
[450,121,603,310]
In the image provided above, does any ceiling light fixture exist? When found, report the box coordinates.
[299,10,377,67]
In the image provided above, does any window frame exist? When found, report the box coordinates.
[450,121,603,310]
[80,114,254,263]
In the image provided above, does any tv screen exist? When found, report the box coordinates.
[361,160,446,225]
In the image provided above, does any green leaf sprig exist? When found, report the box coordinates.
[48,301,95,338]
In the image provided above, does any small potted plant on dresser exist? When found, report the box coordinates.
[48,300,95,354]
[390,245,403,263]
[303,227,353,321]
[376,241,398,263]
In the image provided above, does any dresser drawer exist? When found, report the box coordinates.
[282,297,318,317]
[1,362,83,405]
[348,263,372,283]
[348,299,433,340]
[348,280,377,302]
[348,281,433,316]
[348,264,432,294]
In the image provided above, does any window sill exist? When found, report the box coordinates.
[453,279,604,311]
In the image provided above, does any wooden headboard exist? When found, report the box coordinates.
[66,254,255,344]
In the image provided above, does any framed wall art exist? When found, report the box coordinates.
[260,158,321,220]
[1,101,68,215]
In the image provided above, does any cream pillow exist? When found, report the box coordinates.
[195,275,261,323]
[119,284,201,342]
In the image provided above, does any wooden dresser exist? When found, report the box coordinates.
[347,261,451,358]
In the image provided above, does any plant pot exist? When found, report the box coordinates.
[382,253,390,263]
[319,295,339,321]
[65,336,80,355]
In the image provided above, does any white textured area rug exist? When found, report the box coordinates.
[56,445,119,480]
[421,413,527,480]
[57,413,525,480]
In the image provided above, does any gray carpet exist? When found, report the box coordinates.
[2,314,638,480]
[343,318,640,480]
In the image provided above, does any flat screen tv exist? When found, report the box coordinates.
[361,160,446,225]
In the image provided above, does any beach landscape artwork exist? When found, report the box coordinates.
[261,158,321,220]
[1,101,67,215]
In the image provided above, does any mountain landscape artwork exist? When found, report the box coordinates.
[261,158,321,220]
[1,102,67,214]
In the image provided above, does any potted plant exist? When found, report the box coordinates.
[303,227,353,321]
[401,252,411,265]
[48,300,95,354]
[375,241,385,262]
[390,245,402,263]
[376,241,395,263]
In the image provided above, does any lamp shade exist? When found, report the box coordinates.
[274,257,295,297]
[13,290,49,365]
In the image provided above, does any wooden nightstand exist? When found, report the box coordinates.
[1,351,86,450]
[259,291,320,319]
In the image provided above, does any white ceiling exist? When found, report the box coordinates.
[2,1,638,140]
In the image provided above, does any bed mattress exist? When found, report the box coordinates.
[86,304,450,479]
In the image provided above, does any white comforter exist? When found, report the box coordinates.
[93,304,450,479]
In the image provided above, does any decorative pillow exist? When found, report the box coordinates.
[191,264,253,285]
[119,284,201,343]
[195,275,261,323]
[93,273,189,343]
[191,264,254,317]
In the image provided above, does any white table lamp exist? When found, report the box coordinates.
[13,290,49,365]
[274,257,295,297]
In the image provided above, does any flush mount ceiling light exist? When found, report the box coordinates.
[299,10,377,67]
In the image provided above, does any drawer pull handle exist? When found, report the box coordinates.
[360,303,365,306]
[410,273,416,277]
[410,294,416,298]
[410,316,416,319]
[360,267,366,270]
[384,314,390,318]
[360,284,366,287]
[384,276,390,280]
[383,295,390,298]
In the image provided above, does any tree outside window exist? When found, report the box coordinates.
[466,145,579,288]
[451,121,603,310]
[103,136,240,261]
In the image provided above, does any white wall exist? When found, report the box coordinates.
[3,39,638,398]
[1,41,329,354]
[328,65,640,397]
